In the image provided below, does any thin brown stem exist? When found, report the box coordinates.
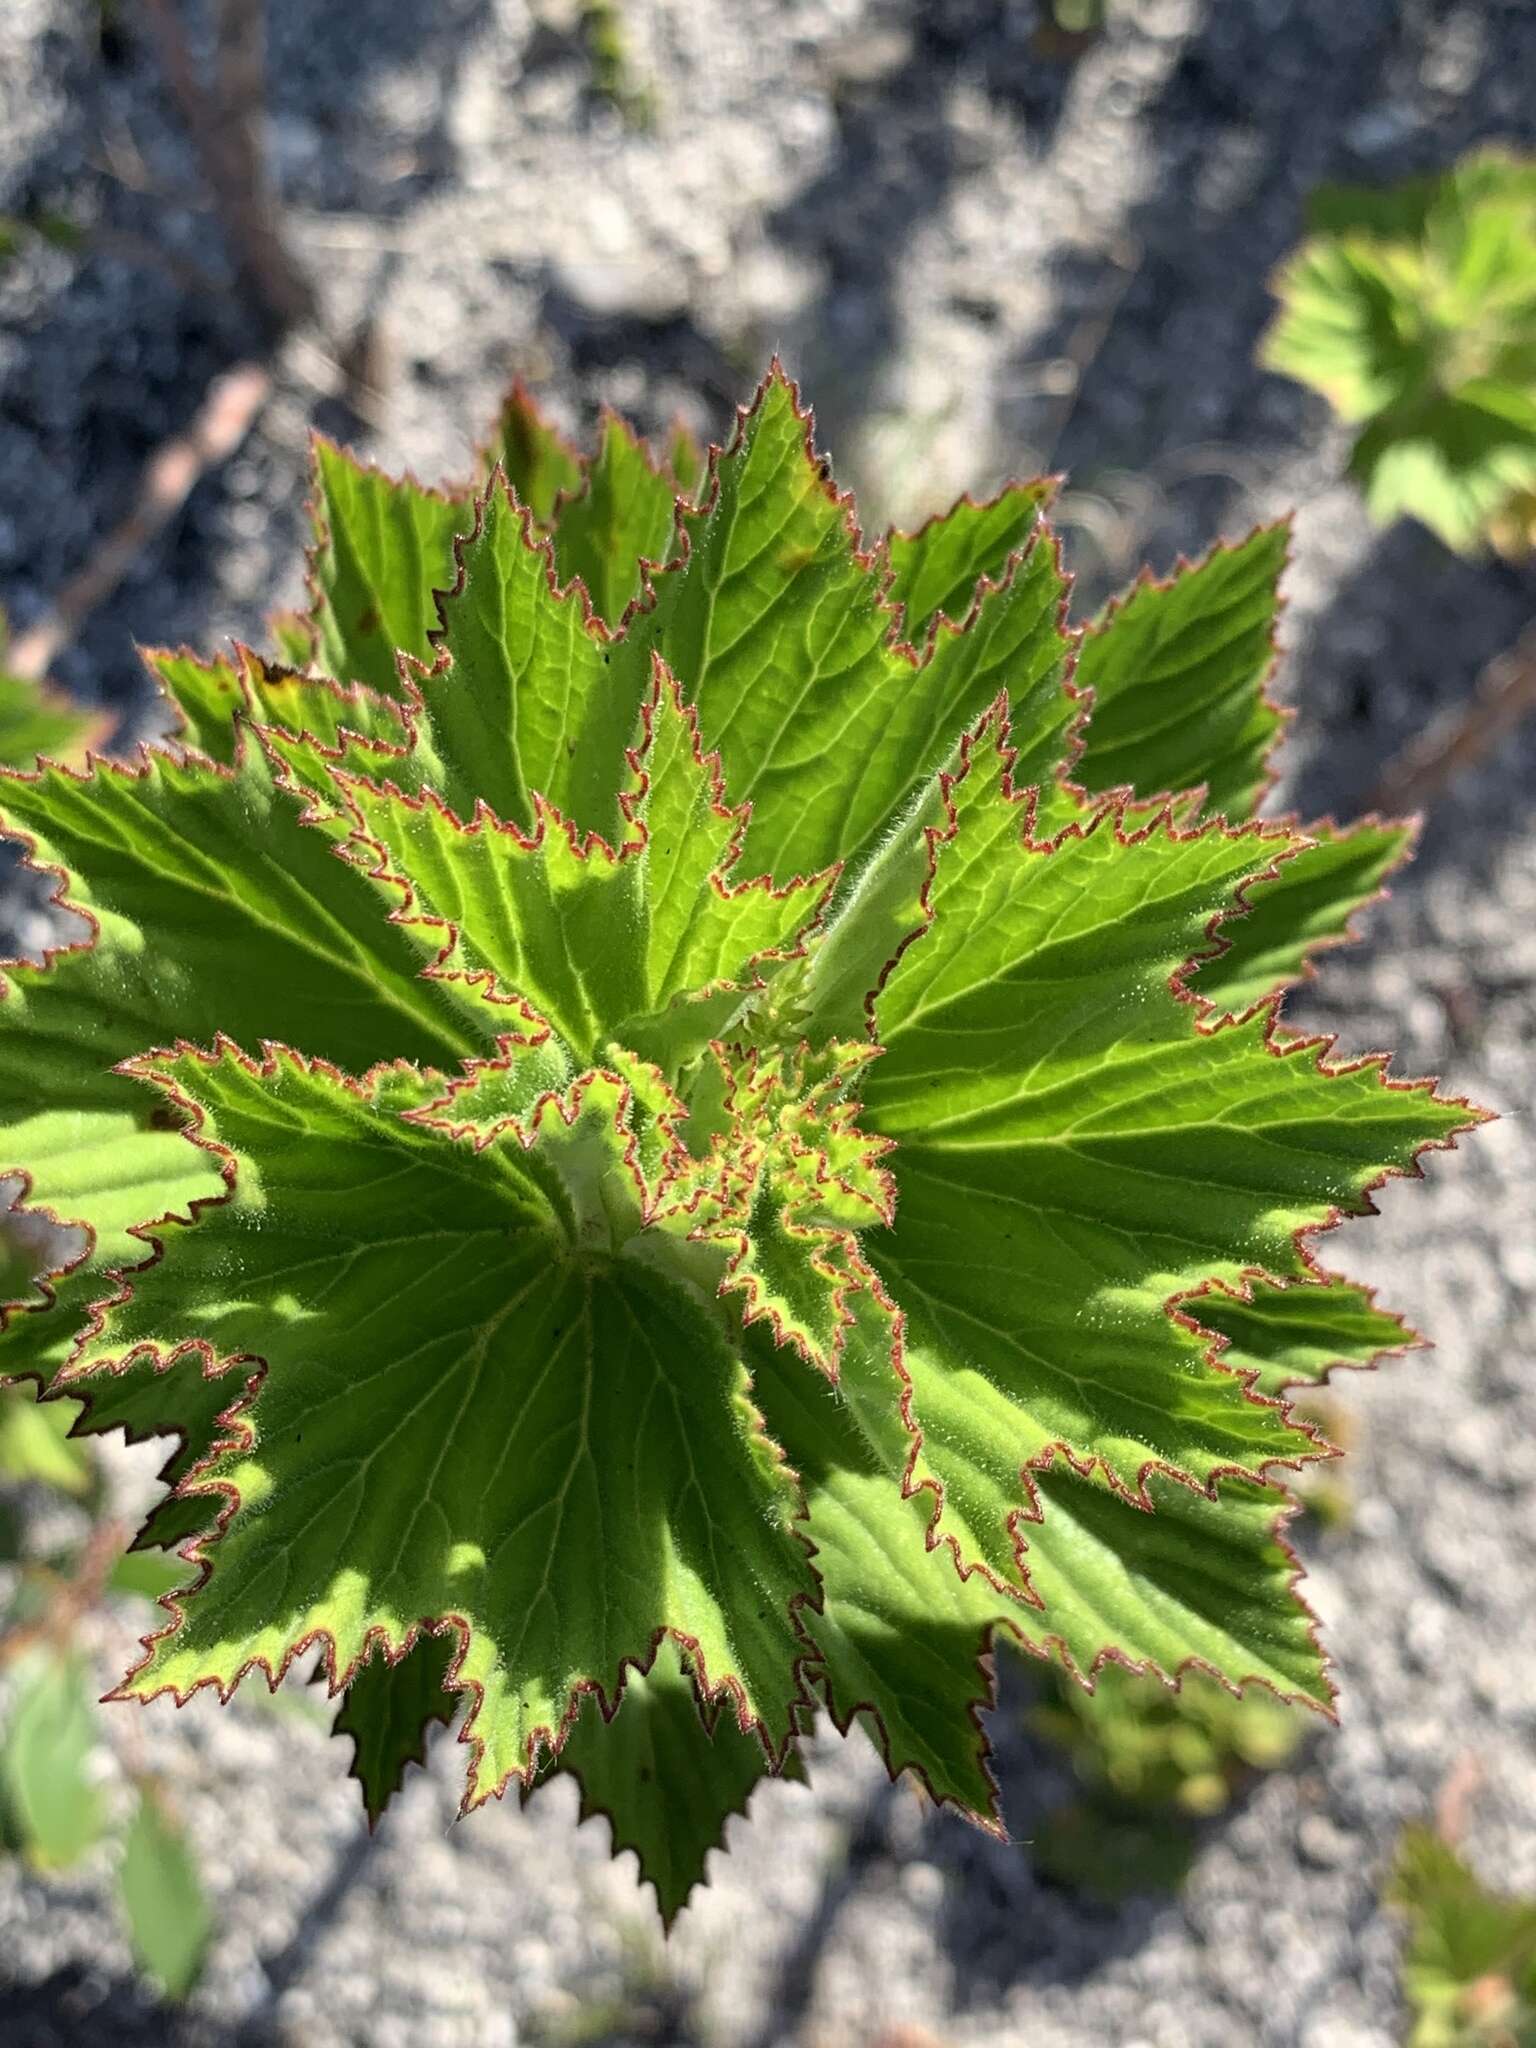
[0,1517,128,1666]
[1368,620,1536,815]
[141,0,314,333]
[6,361,272,683]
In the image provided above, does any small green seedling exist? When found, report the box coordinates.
[1029,1662,1307,1899]
[1264,148,1536,556]
[0,1380,210,1999]
[1391,1822,1536,2047]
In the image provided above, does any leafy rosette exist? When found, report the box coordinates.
[1263,147,1536,556]
[0,365,1485,1922]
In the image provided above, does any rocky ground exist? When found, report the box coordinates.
[2,1,1535,2043]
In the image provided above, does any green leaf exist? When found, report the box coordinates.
[1018,1462,1329,1703]
[486,381,585,523]
[751,1276,1334,1833]
[339,661,833,1075]
[0,742,485,1357]
[47,1335,249,1553]
[333,1630,458,1826]
[663,417,707,502]
[141,648,248,765]
[749,1299,1015,1822]
[0,361,1489,1901]
[882,481,1054,645]
[551,415,678,629]
[862,712,1477,1576]
[1189,816,1413,1019]
[536,1637,785,1926]
[1071,525,1289,820]
[0,667,105,773]
[119,1785,211,1999]
[656,1040,893,1376]
[412,473,638,839]
[1263,148,1536,554]
[1352,387,1536,555]
[783,528,1078,1044]
[0,1382,92,1492]
[0,1651,107,1869]
[615,365,1072,883]
[1187,1273,1419,1399]
[307,438,473,695]
[69,1047,816,1804]
[109,1549,198,1603]
[1390,1824,1536,2048]
[145,644,420,784]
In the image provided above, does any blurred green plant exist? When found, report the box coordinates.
[1029,1663,1309,1900]
[0,1372,210,2001]
[1034,0,1110,58]
[0,210,87,276]
[1391,1823,1536,2047]
[0,611,108,772]
[1046,0,1107,31]
[580,1,656,131]
[1263,148,1536,556]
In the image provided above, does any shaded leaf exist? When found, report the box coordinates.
[0,1651,106,1869]
[615,366,1072,883]
[487,382,585,523]
[0,742,484,1357]
[537,1637,786,1926]
[414,473,636,839]
[334,1630,458,1826]
[119,1785,211,2000]
[308,439,472,694]
[108,1550,197,1603]
[863,713,1476,1575]
[340,661,833,1075]
[1187,1273,1416,1399]
[70,1049,815,1804]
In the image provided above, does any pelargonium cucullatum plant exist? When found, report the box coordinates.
[1263,146,1536,557]
[0,364,1486,1921]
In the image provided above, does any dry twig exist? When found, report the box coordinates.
[141,0,313,333]
[1368,621,1536,815]
[6,362,272,683]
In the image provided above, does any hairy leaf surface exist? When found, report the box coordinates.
[308,440,471,695]
[1189,816,1412,1018]
[615,368,1072,884]
[863,715,1474,1581]
[0,745,485,1330]
[1072,526,1288,818]
[70,1049,815,1798]
[882,481,1053,645]
[341,662,833,1073]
